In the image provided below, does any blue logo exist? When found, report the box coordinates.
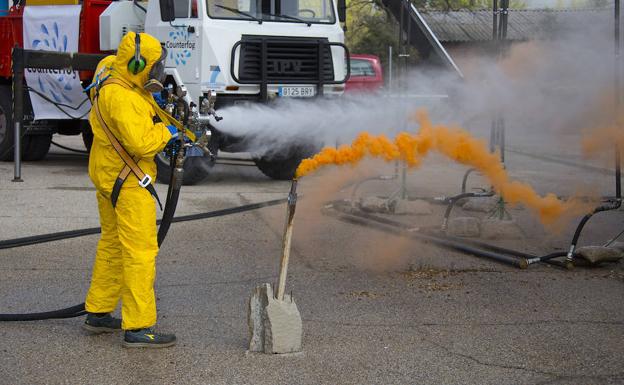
[166,29,194,66]
[31,22,75,103]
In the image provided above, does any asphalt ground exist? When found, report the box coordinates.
[0,135,623,385]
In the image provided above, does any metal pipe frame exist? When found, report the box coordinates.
[11,48,107,181]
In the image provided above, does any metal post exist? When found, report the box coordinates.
[499,0,508,166]
[500,117,505,165]
[396,1,409,200]
[489,0,499,155]
[492,0,498,41]
[12,47,23,182]
[501,0,509,42]
[388,45,393,91]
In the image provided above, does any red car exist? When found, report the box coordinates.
[345,54,384,93]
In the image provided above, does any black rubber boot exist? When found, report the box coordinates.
[82,313,122,334]
[122,328,177,348]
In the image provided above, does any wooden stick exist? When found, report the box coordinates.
[276,179,298,301]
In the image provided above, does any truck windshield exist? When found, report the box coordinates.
[207,0,336,24]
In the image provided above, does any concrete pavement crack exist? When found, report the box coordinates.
[303,319,624,385]
[419,331,559,378]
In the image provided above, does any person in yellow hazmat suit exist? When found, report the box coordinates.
[82,32,179,348]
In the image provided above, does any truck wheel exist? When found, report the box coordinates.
[155,152,215,185]
[21,134,52,161]
[254,146,316,180]
[0,85,14,161]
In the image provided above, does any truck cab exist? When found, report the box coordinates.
[100,0,349,180]
[145,0,348,106]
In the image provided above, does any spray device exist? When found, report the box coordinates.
[161,84,221,160]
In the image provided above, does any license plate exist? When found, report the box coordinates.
[278,86,315,97]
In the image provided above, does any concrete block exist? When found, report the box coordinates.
[358,196,390,213]
[480,219,523,240]
[392,199,433,215]
[462,196,499,213]
[248,283,302,354]
[575,246,624,265]
[248,284,268,352]
[446,216,480,238]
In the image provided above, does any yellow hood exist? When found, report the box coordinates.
[113,32,164,88]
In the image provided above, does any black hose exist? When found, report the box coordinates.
[325,205,528,268]
[0,197,287,251]
[0,304,86,322]
[532,251,567,262]
[324,205,528,269]
[157,154,179,246]
[0,197,287,321]
[424,228,538,259]
[441,191,493,230]
[566,199,622,264]
[461,168,476,193]
[157,167,182,246]
[133,0,147,13]
[51,140,89,154]
[25,86,90,120]
[327,201,577,268]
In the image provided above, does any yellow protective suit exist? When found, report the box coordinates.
[85,32,173,330]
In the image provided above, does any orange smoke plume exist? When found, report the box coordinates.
[296,110,589,225]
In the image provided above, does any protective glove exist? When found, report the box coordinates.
[166,125,179,142]
[152,92,166,108]
[165,125,192,158]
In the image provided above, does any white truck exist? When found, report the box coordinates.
[100,0,349,182]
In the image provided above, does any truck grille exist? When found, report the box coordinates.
[238,36,335,83]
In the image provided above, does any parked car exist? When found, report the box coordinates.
[345,54,383,93]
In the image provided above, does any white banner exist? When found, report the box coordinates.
[23,5,91,120]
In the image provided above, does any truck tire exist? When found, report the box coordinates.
[0,85,51,161]
[254,154,303,180]
[22,133,52,161]
[254,145,317,180]
[0,85,14,161]
[155,152,215,185]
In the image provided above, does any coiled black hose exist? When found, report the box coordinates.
[0,197,287,321]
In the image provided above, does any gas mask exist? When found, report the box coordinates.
[144,47,167,93]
